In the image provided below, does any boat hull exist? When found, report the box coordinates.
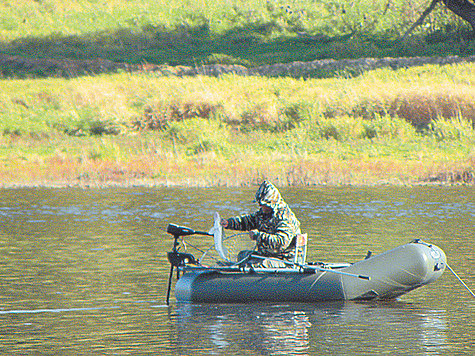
[174,241,446,303]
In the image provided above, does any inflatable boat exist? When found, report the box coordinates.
[165,223,446,304]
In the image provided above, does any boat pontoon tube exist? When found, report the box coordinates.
[175,240,446,303]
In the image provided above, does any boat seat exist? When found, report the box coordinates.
[293,233,308,266]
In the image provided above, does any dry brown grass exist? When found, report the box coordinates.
[1,151,473,188]
[390,89,475,127]
[326,85,475,129]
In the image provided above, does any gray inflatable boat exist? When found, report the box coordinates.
[166,224,446,304]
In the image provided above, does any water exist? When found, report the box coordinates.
[0,186,473,355]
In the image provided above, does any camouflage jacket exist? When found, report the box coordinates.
[226,181,301,260]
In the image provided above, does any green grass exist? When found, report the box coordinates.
[0,63,474,186]
[1,0,474,78]
[1,1,474,186]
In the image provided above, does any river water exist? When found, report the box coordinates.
[0,186,473,355]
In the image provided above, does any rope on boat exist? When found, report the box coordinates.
[250,255,371,280]
[223,232,249,240]
[218,232,255,265]
[180,237,220,263]
[446,263,475,298]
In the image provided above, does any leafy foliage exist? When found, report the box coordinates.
[0,0,474,78]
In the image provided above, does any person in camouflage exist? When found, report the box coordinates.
[221,180,301,267]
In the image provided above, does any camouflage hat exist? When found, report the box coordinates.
[254,180,283,209]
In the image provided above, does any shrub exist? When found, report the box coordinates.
[425,118,475,141]
[308,116,363,141]
[359,115,418,140]
[132,100,224,130]
[389,90,475,127]
[164,117,229,155]
[63,119,121,136]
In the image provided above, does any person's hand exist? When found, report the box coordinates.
[249,229,259,240]
[220,219,228,228]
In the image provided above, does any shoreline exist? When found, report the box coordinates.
[1,171,473,189]
[1,154,473,189]
[1,181,472,189]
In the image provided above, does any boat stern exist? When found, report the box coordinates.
[342,240,447,300]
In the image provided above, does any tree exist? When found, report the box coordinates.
[443,0,475,32]
[403,0,475,39]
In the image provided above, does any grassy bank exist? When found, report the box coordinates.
[1,63,474,187]
[1,1,474,78]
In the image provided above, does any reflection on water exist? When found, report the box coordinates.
[174,303,312,355]
[172,301,448,356]
[0,186,473,355]
[0,306,120,315]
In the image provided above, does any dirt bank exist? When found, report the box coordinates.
[2,53,475,78]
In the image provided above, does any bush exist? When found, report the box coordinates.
[308,116,363,141]
[389,90,475,127]
[132,100,224,130]
[425,118,475,141]
[359,115,418,140]
[63,119,121,136]
[164,117,229,155]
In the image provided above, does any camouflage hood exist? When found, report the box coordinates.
[254,181,286,211]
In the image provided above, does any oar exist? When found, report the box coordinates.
[250,254,371,280]
[446,263,475,298]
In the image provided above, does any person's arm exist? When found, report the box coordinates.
[222,212,258,231]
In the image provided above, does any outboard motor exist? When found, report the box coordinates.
[165,223,211,304]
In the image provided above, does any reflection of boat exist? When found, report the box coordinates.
[172,302,448,355]
[166,224,446,304]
